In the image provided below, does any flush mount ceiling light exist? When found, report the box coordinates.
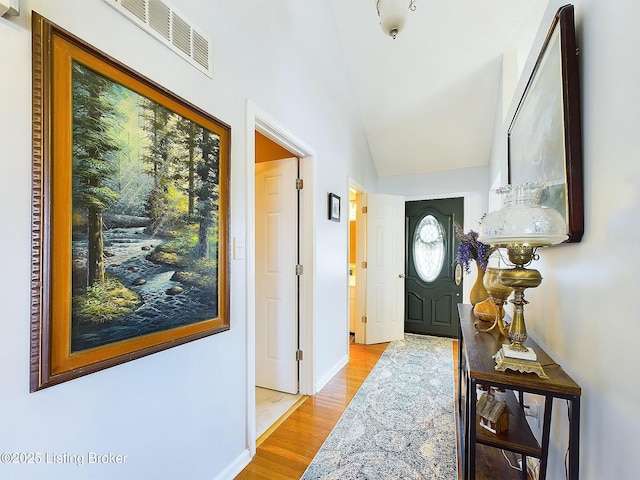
[376,0,417,39]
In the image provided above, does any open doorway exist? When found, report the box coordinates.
[348,187,357,342]
[348,182,367,345]
[350,190,406,345]
[246,102,316,454]
[254,133,303,439]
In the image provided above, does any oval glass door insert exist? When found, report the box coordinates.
[413,215,445,282]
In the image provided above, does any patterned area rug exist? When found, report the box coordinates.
[301,334,458,480]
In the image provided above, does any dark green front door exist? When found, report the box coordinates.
[404,197,463,337]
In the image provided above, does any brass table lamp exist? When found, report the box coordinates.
[478,183,567,378]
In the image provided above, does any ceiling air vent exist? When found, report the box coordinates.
[104,0,212,78]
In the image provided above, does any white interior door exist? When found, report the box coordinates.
[364,193,405,345]
[255,158,298,394]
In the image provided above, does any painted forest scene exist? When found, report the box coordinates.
[70,61,223,353]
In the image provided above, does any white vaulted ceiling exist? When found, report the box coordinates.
[328,0,547,177]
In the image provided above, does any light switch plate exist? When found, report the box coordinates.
[233,236,245,260]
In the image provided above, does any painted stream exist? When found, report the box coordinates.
[71,227,217,352]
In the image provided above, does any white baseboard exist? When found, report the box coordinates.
[214,449,251,480]
[315,354,348,392]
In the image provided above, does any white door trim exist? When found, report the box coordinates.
[245,100,316,456]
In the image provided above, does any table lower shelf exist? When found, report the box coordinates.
[475,389,541,458]
[473,444,530,480]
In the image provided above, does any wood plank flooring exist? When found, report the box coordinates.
[236,339,459,480]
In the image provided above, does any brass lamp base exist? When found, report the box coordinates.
[501,343,537,361]
[496,246,542,356]
[493,346,548,378]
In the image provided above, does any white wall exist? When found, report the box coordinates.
[490,1,640,478]
[0,1,375,479]
[378,165,490,225]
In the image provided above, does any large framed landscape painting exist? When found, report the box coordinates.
[31,14,230,391]
[508,4,583,243]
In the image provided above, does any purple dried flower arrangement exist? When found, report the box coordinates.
[454,222,495,273]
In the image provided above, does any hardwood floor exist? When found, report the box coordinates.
[235,339,460,480]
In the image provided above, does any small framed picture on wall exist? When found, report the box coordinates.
[328,193,341,222]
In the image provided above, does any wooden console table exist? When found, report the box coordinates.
[457,304,581,479]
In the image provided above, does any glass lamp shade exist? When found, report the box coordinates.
[478,183,568,247]
[377,0,409,38]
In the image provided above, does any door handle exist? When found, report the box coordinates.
[399,273,405,278]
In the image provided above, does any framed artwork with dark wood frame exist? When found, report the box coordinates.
[30,13,231,391]
[328,193,341,222]
[508,4,583,243]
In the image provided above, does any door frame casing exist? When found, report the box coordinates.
[246,100,316,456]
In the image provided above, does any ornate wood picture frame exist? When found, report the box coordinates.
[508,4,583,243]
[31,13,231,391]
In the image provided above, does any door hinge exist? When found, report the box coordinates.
[362,206,367,214]
[361,316,367,324]
[296,349,304,361]
[295,178,303,190]
[361,261,367,269]
[295,264,303,275]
